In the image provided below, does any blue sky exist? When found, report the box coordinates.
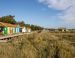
[0,0,75,28]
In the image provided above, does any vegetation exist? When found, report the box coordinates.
[0,31,75,58]
[0,15,16,24]
[30,24,43,31]
[0,15,44,31]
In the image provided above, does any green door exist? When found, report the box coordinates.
[3,27,8,36]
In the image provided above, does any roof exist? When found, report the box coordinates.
[0,22,17,27]
[27,27,31,29]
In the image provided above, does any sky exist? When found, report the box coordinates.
[0,0,75,28]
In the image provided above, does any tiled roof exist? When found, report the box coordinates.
[0,22,17,27]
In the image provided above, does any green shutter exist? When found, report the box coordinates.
[3,27,8,36]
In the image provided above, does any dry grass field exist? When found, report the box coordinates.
[0,31,75,58]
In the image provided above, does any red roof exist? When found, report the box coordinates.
[0,22,17,27]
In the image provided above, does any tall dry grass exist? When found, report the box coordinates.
[0,31,75,58]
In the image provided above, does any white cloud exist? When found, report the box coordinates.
[38,0,72,10]
[38,0,75,24]
[59,5,75,23]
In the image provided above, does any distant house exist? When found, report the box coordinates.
[57,27,67,32]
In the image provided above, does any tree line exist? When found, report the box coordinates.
[0,15,44,31]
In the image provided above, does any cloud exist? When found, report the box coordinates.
[38,0,75,24]
[58,5,75,23]
[38,0,72,10]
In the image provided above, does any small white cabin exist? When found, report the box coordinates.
[27,27,31,32]
[22,27,27,32]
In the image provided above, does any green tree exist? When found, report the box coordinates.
[30,24,43,31]
[0,15,16,24]
[17,21,25,26]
